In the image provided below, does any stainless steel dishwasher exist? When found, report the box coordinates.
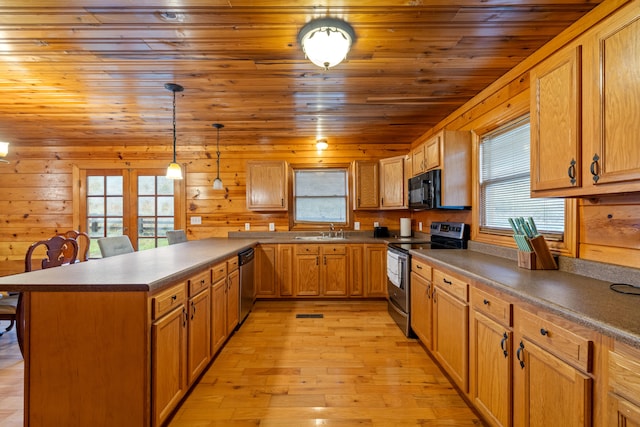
[238,247,255,325]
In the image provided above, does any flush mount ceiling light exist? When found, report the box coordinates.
[164,83,184,180]
[316,139,328,150]
[298,18,355,70]
[212,123,224,189]
[0,141,9,163]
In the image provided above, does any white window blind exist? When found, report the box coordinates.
[479,117,564,236]
[294,168,348,224]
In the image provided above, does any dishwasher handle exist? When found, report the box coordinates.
[238,248,255,265]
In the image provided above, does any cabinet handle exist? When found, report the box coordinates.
[191,300,196,320]
[426,284,431,300]
[182,308,187,328]
[171,295,177,301]
[540,328,549,336]
[443,278,452,285]
[200,279,205,286]
[324,256,327,265]
[433,288,437,303]
[416,265,422,270]
[567,159,577,185]
[281,198,284,207]
[500,332,508,358]
[316,256,319,266]
[590,154,600,183]
[381,197,384,206]
[483,299,489,305]
[516,341,525,369]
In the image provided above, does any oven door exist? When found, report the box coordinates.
[386,247,409,313]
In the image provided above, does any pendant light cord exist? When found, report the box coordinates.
[216,126,221,179]
[172,89,177,163]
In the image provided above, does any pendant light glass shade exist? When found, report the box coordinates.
[0,141,9,163]
[212,123,224,189]
[165,83,184,180]
[298,18,355,70]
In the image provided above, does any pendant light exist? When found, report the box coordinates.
[212,123,224,189]
[0,141,9,164]
[165,83,184,180]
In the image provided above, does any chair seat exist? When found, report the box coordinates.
[98,235,134,258]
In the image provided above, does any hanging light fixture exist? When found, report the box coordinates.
[164,83,184,180]
[212,123,224,189]
[0,142,9,164]
[298,18,355,70]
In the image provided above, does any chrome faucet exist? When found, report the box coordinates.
[329,223,335,238]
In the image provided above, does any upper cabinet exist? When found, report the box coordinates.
[379,155,410,209]
[352,160,379,210]
[531,2,640,197]
[246,160,288,211]
[412,133,441,175]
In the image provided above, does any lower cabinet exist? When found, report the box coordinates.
[432,267,469,392]
[365,244,387,297]
[410,257,433,349]
[255,244,277,297]
[227,266,239,334]
[348,244,364,297]
[278,244,294,297]
[187,269,212,384]
[294,244,348,297]
[607,341,640,426]
[211,275,227,355]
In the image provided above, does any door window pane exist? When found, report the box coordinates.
[137,175,175,249]
[86,174,124,257]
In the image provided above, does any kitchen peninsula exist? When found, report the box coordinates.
[0,238,256,427]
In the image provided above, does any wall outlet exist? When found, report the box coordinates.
[190,216,202,225]
[354,221,360,230]
[244,223,251,231]
[419,222,423,231]
[373,222,380,227]
[268,222,275,231]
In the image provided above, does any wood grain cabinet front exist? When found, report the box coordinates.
[294,244,348,297]
[352,160,379,209]
[607,341,640,427]
[187,271,211,385]
[246,160,288,211]
[379,155,409,209]
[410,262,433,349]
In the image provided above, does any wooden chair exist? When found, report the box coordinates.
[9,236,80,354]
[0,292,18,336]
[58,230,90,262]
[97,235,134,258]
[166,229,188,245]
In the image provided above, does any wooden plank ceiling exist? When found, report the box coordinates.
[0,0,602,149]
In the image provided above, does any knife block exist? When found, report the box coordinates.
[517,236,558,270]
[517,251,540,269]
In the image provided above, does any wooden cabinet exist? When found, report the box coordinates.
[432,268,469,392]
[294,244,347,297]
[410,258,432,348]
[211,275,227,355]
[255,244,277,297]
[277,244,294,297]
[364,244,387,297]
[352,160,379,209]
[227,265,239,334]
[348,244,364,297]
[513,306,593,427]
[246,160,288,210]
[210,257,239,354]
[186,269,211,385]
[531,2,640,197]
[151,283,188,427]
[469,286,513,427]
[412,133,440,175]
[607,341,640,427]
[379,155,409,209]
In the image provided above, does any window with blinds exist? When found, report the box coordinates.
[293,168,348,225]
[479,117,565,238]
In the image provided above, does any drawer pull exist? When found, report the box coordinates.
[500,332,508,358]
[416,265,423,270]
[171,295,177,301]
[483,299,489,305]
[516,341,525,369]
[200,279,205,285]
[540,328,549,336]
[443,278,452,285]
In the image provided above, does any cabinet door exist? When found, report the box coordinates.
[227,269,239,334]
[412,143,425,175]
[364,244,387,297]
[211,279,227,355]
[255,244,277,297]
[246,160,288,211]
[424,133,441,171]
[514,338,592,427]
[187,289,210,385]
[353,160,379,209]
[379,156,406,209]
[530,44,582,192]
[586,6,640,188]
[278,244,294,297]
[608,394,640,427]
[323,251,348,296]
[471,311,512,427]
[433,287,469,392]
[152,305,187,427]
[295,253,320,296]
[410,272,432,349]
[348,245,364,297]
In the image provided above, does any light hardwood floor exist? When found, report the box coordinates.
[0,300,483,426]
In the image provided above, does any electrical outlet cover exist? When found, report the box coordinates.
[354,222,360,230]
[190,216,202,225]
[269,223,275,231]
[374,222,380,227]
[244,223,250,231]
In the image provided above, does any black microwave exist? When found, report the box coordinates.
[408,169,469,210]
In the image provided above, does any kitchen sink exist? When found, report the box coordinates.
[294,235,346,241]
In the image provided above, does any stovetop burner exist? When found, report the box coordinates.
[388,222,469,253]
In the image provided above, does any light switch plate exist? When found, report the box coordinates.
[190,216,202,225]
[244,223,251,231]
[419,222,423,231]
[373,222,380,227]
[354,222,360,230]
[269,222,275,231]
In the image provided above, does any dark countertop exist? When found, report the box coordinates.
[0,238,257,293]
[411,248,640,348]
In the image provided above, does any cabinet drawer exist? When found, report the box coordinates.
[471,287,512,327]
[516,308,592,373]
[411,258,432,281]
[609,342,640,407]
[433,269,468,302]
[188,269,211,296]
[296,244,319,255]
[212,262,227,283]
[227,256,239,273]
[152,283,186,320]
[323,245,346,255]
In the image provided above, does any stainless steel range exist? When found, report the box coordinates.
[387,221,469,337]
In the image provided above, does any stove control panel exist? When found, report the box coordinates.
[430,222,469,240]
